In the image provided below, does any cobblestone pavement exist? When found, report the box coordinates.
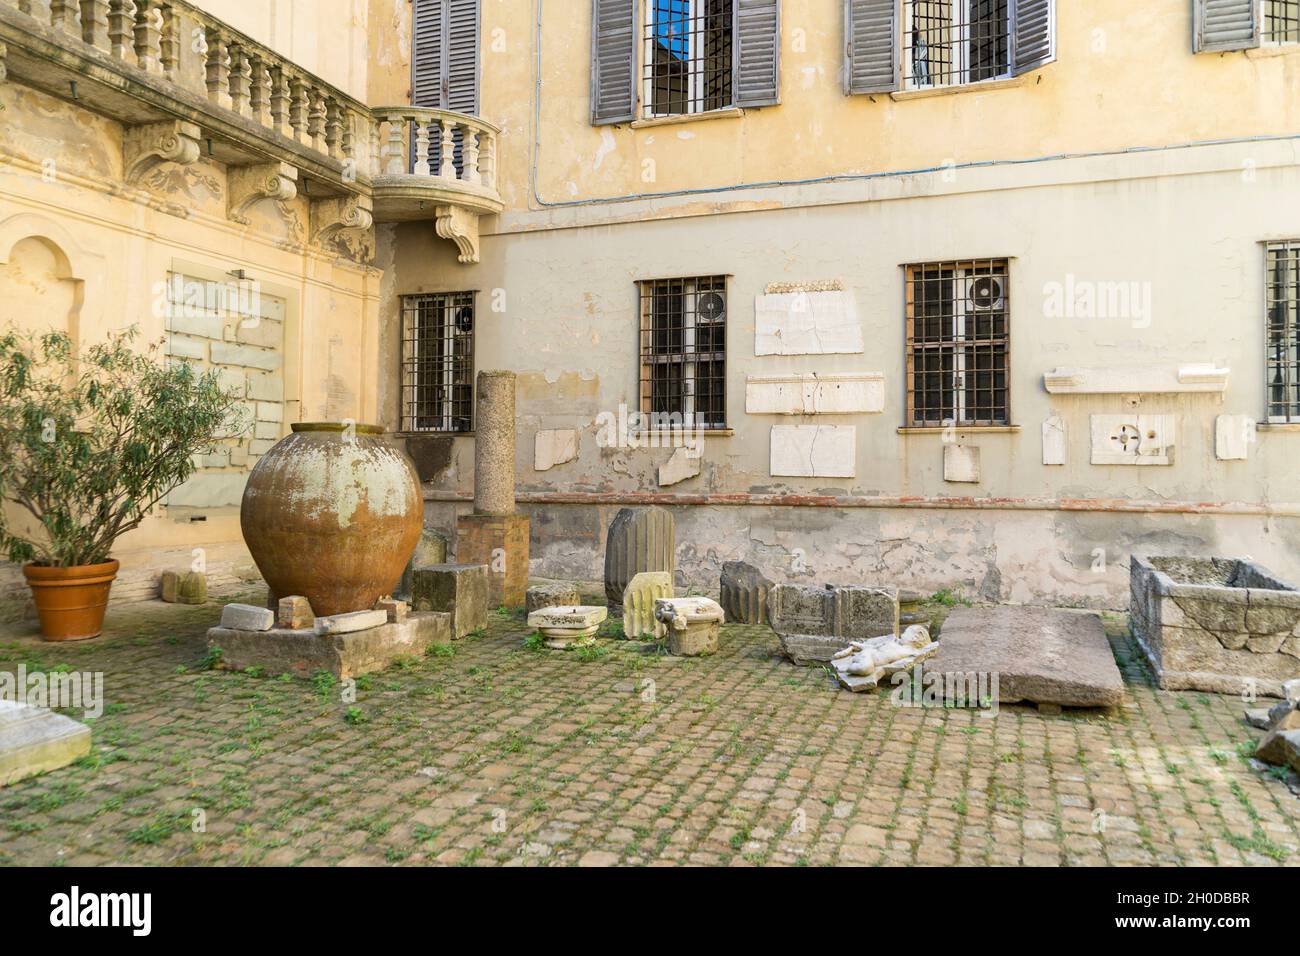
[1,592,1297,867]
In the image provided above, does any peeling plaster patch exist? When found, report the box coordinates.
[659,446,701,487]
[676,130,695,140]
[593,128,617,169]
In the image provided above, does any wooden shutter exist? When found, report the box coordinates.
[734,0,781,107]
[411,0,479,113]
[447,0,480,114]
[1194,0,1261,53]
[591,0,637,124]
[1011,0,1056,75]
[844,0,898,94]
[412,0,445,108]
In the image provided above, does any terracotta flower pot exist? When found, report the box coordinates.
[240,422,422,618]
[23,560,120,642]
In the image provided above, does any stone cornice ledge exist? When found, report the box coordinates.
[1043,364,1230,394]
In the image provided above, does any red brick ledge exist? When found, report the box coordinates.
[422,490,1300,518]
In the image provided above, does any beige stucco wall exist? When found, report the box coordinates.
[388,137,1300,605]
[195,0,373,103]
[483,0,1300,215]
[0,79,381,594]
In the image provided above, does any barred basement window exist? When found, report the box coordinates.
[904,0,1010,89]
[400,292,475,433]
[905,258,1010,427]
[638,276,728,430]
[1265,0,1300,43]
[642,0,733,118]
[1266,242,1300,423]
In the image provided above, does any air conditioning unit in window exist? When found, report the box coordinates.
[966,275,1005,312]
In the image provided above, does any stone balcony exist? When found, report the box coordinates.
[371,107,502,263]
[0,0,502,262]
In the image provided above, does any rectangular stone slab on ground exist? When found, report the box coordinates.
[931,607,1125,708]
[207,611,451,680]
[0,701,91,787]
[314,609,387,635]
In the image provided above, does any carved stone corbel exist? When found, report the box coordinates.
[310,193,374,245]
[123,120,202,185]
[227,161,298,224]
[434,204,481,264]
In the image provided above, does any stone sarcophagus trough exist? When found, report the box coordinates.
[1131,556,1300,698]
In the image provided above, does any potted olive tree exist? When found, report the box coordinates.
[0,327,242,640]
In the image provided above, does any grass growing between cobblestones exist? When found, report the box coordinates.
[0,595,1297,866]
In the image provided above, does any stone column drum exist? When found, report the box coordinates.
[456,371,530,608]
[604,506,676,614]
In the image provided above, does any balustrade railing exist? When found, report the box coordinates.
[371,107,499,192]
[4,0,377,176]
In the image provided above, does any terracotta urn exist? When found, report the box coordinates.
[240,423,422,618]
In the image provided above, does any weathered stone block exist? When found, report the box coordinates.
[623,571,673,640]
[655,597,724,657]
[0,701,92,787]
[527,605,606,649]
[456,513,530,608]
[207,611,451,680]
[314,609,388,635]
[211,341,283,371]
[175,571,207,605]
[374,598,409,624]
[943,444,980,483]
[221,603,274,631]
[526,582,581,614]
[534,428,578,471]
[396,527,449,602]
[1256,728,1300,773]
[719,561,772,625]
[604,507,675,612]
[411,564,489,639]
[277,596,314,630]
[160,570,179,603]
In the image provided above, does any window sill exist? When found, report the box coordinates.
[890,75,1027,102]
[397,431,474,439]
[630,108,745,129]
[897,425,1020,435]
[1257,422,1300,431]
[1246,43,1300,59]
[632,428,734,439]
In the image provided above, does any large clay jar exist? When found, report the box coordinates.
[240,423,422,618]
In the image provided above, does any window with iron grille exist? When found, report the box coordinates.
[1265,0,1300,43]
[642,0,733,118]
[400,292,475,433]
[905,259,1010,426]
[638,276,728,430]
[1267,242,1300,423]
[904,0,1010,89]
